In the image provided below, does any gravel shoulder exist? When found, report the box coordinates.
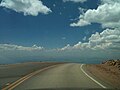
[86,63,120,88]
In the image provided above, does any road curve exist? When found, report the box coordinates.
[10,63,108,90]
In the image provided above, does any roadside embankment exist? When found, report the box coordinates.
[86,60,120,88]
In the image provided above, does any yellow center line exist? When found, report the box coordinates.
[2,64,62,90]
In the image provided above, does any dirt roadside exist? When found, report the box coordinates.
[86,60,120,88]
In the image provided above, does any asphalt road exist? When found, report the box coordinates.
[0,62,61,89]
[10,63,110,90]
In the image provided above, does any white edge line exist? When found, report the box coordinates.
[80,64,106,88]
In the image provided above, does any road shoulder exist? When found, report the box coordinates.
[85,64,120,89]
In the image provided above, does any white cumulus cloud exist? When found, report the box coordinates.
[70,18,91,27]
[59,28,120,50]
[68,0,120,51]
[59,44,71,51]
[0,0,52,16]
[0,44,44,51]
[88,28,120,49]
[70,0,120,28]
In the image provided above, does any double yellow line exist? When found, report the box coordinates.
[2,64,60,90]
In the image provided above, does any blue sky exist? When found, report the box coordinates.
[0,0,120,64]
[0,0,102,48]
